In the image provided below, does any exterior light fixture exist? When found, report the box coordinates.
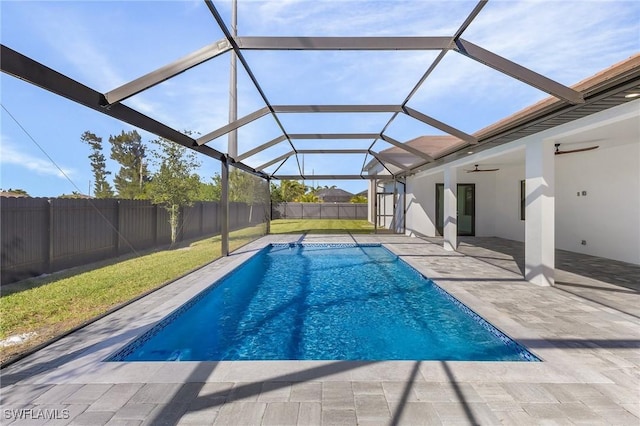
[624,93,640,98]
[467,151,474,154]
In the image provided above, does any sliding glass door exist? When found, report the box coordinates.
[435,184,475,236]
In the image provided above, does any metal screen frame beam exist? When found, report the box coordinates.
[273,175,374,180]
[452,0,488,40]
[236,36,452,51]
[370,151,410,171]
[204,0,303,176]
[296,149,369,154]
[362,153,395,177]
[379,134,435,162]
[196,107,270,146]
[369,1,487,157]
[236,135,287,161]
[272,105,403,113]
[0,45,222,161]
[289,133,379,140]
[0,44,270,180]
[257,151,295,171]
[197,105,402,146]
[270,156,290,176]
[402,107,478,144]
[105,40,232,104]
[220,155,229,256]
[454,39,584,104]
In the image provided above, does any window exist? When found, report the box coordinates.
[520,180,526,221]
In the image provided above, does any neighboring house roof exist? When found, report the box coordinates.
[316,188,354,199]
[367,53,640,174]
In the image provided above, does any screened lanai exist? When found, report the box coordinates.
[1,0,638,253]
[2,3,640,424]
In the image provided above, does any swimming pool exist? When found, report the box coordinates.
[108,243,538,362]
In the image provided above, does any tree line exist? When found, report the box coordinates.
[79,129,270,244]
[1,130,368,244]
[270,181,367,204]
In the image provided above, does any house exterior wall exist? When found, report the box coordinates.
[401,99,639,265]
[405,171,497,237]
[467,172,496,238]
[493,164,526,242]
[555,140,639,264]
[406,173,438,237]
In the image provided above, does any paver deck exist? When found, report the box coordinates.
[1,234,638,425]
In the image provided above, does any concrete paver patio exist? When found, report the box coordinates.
[1,234,638,425]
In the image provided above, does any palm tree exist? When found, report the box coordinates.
[279,180,306,202]
[350,195,367,204]
[296,193,320,203]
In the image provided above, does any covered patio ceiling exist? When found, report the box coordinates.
[1,0,638,182]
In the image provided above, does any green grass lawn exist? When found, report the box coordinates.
[270,219,374,234]
[0,225,265,363]
[0,219,372,363]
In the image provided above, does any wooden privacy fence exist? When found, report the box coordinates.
[272,202,367,220]
[1,197,268,285]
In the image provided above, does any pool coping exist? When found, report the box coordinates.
[4,233,638,425]
[5,234,611,387]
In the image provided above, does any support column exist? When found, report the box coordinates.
[266,178,271,234]
[443,166,457,251]
[368,179,375,224]
[221,155,230,256]
[401,180,407,235]
[373,179,378,232]
[227,0,238,159]
[525,140,555,286]
[392,181,398,233]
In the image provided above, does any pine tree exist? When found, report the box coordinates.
[80,131,114,198]
[109,130,149,199]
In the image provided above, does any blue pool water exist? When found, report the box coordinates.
[108,244,538,362]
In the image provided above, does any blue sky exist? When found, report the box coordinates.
[1,0,639,197]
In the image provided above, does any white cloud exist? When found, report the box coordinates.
[461,1,640,82]
[27,10,124,91]
[399,1,640,130]
[0,136,75,179]
[244,0,463,36]
[242,1,639,104]
[4,0,638,179]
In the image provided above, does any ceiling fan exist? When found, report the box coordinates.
[554,143,599,155]
[466,164,500,173]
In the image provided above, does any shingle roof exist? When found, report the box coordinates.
[316,188,354,198]
[373,53,640,173]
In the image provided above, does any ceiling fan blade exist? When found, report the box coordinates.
[555,145,599,155]
[466,165,500,172]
